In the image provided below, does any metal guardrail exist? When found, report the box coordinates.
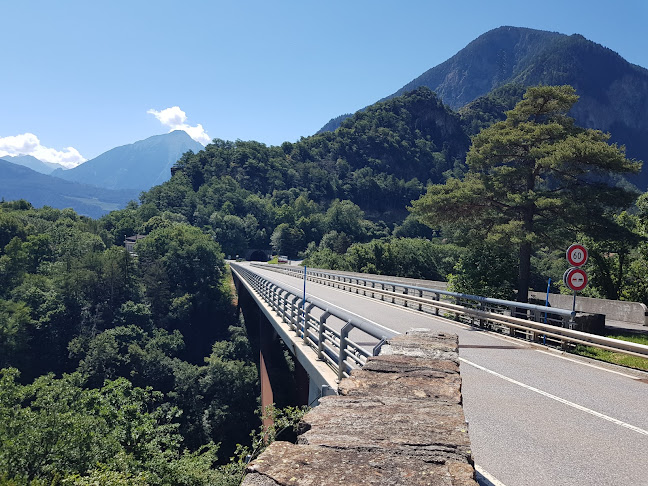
[231,263,398,380]
[252,263,648,360]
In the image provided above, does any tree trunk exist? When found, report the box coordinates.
[517,198,534,304]
[517,241,531,304]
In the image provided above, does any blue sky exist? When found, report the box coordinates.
[1,0,646,167]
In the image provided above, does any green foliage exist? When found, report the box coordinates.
[459,83,527,136]
[447,242,517,299]
[129,87,471,261]
[304,238,462,281]
[0,300,32,369]
[135,224,228,358]
[0,368,225,485]
[221,405,309,486]
[412,85,642,301]
[0,202,262,484]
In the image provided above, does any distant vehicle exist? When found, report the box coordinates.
[278,255,289,263]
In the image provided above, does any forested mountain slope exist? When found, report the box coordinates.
[0,200,260,482]
[160,87,468,218]
[0,154,65,174]
[0,159,138,218]
[320,26,648,187]
[115,88,466,259]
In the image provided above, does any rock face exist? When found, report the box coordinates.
[242,329,477,486]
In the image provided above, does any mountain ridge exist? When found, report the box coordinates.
[0,154,67,174]
[317,26,648,186]
[52,130,204,191]
[0,159,138,218]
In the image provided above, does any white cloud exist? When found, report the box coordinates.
[147,106,211,145]
[0,133,86,168]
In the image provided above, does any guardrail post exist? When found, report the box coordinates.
[303,303,315,343]
[418,290,423,311]
[391,286,396,303]
[373,336,387,356]
[289,295,300,329]
[281,290,290,323]
[508,305,516,336]
[403,288,408,307]
[338,322,354,381]
[371,282,375,298]
[381,283,385,301]
[317,311,330,360]
[435,293,440,315]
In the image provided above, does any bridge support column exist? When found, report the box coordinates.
[259,312,275,430]
[294,356,309,406]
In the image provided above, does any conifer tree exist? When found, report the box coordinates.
[412,85,641,302]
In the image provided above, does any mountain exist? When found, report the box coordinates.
[0,154,66,174]
[318,26,648,187]
[150,87,469,230]
[0,159,138,218]
[52,130,204,191]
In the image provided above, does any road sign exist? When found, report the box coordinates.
[566,244,588,267]
[564,267,588,292]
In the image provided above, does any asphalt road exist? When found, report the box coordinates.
[240,263,648,486]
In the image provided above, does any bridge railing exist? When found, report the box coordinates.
[251,264,648,360]
[231,263,398,380]
[254,263,574,325]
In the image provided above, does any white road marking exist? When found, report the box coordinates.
[474,465,508,486]
[535,349,641,380]
[460,357,648,437]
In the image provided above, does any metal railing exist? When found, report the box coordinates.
[231,263,398,380]
[251,263,648,360]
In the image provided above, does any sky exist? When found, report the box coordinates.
[1,0,647,168]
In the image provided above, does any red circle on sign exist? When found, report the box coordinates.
[566,244,588,267]
[566,267,588,292]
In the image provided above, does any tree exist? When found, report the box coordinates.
[135,224,228,359]
[412,85,641,302]
[270,223,305,257]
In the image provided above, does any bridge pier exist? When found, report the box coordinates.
[234,270,317,430]
[259,312,275,430]
[232,268,339,412]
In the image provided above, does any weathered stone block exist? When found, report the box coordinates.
[341,354,462,403]
[245,441,477,486]
[241,329,477,486]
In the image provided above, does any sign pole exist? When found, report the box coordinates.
[544,278,551,323]
[543,278,552,345]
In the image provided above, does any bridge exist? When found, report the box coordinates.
[231,262,648,486]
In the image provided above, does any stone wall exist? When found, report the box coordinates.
[242,329,477,486]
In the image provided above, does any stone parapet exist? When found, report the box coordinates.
[242,329,477,486]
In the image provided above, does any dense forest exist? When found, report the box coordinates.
[1,83,647,483]
[0,201,261,484]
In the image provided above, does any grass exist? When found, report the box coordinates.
[572,332,648,371]
[267,256,279,264]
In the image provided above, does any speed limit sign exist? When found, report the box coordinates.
[566,244,588,267]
